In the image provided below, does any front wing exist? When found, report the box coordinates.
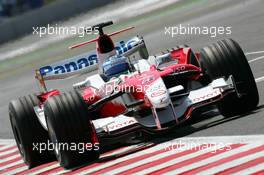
[93,76,236,142]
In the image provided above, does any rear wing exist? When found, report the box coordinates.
[35,36,148,91]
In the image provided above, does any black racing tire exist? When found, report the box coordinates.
[9,94,55,168]
[44,90,100,169]
[200,38,259,117]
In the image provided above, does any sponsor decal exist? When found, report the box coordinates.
[151,90,166,97]
[40,54,97,76]
[148,83,164,93]
[174,65,186,72]
[39,37,141,77]
[104,118,137,131]
[191,89,221,103]
[142,76,155,85]
[115,39,139,55]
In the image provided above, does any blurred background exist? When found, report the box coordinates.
[0,0,121,44]
[0,0,55,19]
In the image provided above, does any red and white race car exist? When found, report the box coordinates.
[9,21,259,169]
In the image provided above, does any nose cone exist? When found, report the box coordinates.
[145,78,170,108]
[147,90,170,108]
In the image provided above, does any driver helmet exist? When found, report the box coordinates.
[102,55,130,79]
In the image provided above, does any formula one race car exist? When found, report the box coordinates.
[9,21,259,169]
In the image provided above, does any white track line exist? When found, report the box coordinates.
[0,136,264,174]
[108,144,222,175]
[197,150,264,175]
[255,76,264,83]
[158,135,264,144]
[249,55,264,63]
[50,136,264,175]
[29,163,60,175]
[74,143,168,175]
[52,169,72,175]
[0,154,21,163]
[0,145,15,152]
[232,162,264,175]
[245,50,264,55]
[0,148,18,157]
[164,143,263,175]
[0,139,15,145]
[54,144,153,175]
[100,144,151,158]
[3,165,28,175]
[0,160,23,171]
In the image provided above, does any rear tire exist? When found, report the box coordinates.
[44,90,100,169]
[9,94,55,168]
[200,38,259,117]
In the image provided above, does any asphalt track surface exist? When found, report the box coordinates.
[0,0,264,173]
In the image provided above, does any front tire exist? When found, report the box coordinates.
[44,90,100,169]
[9,94,55,168]
[200,38,259,117]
